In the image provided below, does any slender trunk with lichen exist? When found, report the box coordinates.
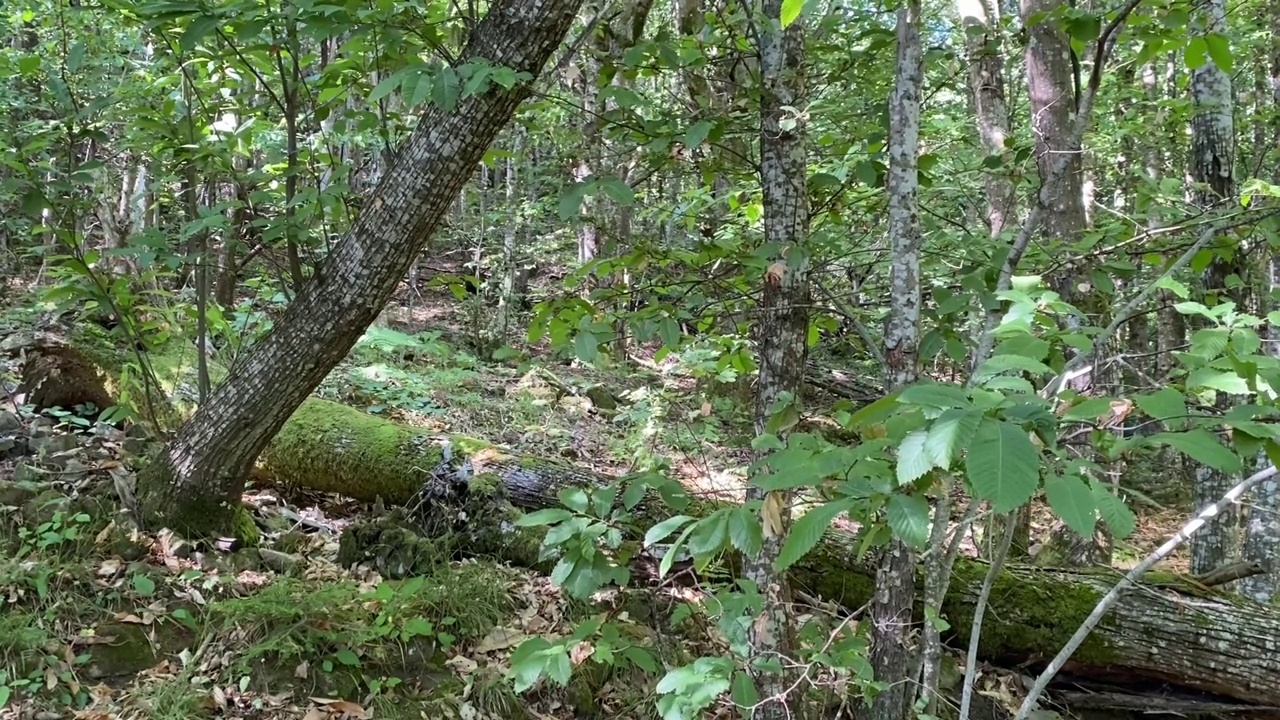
[741,3,810,717]
[860,3,922,720]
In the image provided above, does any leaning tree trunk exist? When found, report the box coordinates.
[134,0,586,535]
[259,397,1280,709]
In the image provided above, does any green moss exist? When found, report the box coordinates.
[231,506,260,547]
[262,397,445,504]
[451,435,492,455]
[945,562,1118,665]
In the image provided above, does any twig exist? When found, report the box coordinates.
[1011,463,1280,720]
[959,508,1016,720]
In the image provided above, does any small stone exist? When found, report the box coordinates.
[0,410,20,432]
[0,480,40,507]
[258,548,301,575]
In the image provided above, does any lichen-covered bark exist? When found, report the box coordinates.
[862,3,923,720]
[133,0,585,536]
[1187,0,1238,576]
[956,0,1014,237]
[743,4,811,717]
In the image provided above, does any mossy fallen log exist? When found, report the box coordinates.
[262,397,1280,707]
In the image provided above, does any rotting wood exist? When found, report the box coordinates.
[261,397,1280,708]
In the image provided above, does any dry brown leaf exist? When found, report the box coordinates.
[476,626,525,653]
[761,492,786,538]
[765,262,786,287]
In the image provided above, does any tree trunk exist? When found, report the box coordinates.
[1187,0,1238,576]
[134,0,586,535]
[743,3,811,716]
[956,0,1015,237]
[863,2,923,720]
[260,397,1280,709]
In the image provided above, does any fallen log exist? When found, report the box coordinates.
[261,397,1280,707]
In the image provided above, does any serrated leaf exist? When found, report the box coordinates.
[886,494,931,549]
[644,515,694,547]
[728,507,763,556]
[1153,430,1242,473]
[1094,486,1136,540]
[964,420,1041,512]
[1186,367,1250,395]
[515,508,574,527]
[1184,36,1207,70]
[1133,387,1187,430]
[898,381,970,409]
[780,0,805,28]
[924,409,982,469]
[1204,33,1232,72]
[974,353,1053,379]
[776,498,853,572]
[1044,475,1097,537]
[896,430,935,485]
[1061,397,1115,422]
[687,511,730,556]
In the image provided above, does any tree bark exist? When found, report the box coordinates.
[134,0,586,535]
[743,3,811,717]
[261,397,1280,709]
[863,2,923,720]
[1187,0,1239,576]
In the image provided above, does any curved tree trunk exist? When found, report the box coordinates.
[134,0,586,535]
[261,397,1280,709]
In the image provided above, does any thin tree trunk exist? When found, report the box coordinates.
[1187,0,1238,576]
[956,0,1014,237]
[862,2,923,719]
[741,3,810,717]
[134,0,587,535]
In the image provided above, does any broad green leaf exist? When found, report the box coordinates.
[730,670,761,711]
[964,420,1041,513]
[1184,36,1207,70]
[1133,387,1187,430]
[1094,486,1136,540]
[644,515,695,547]
[1153,430,1242,473]
[898,381,970,409]
[1186,368,1251,395]
[510,638,554,692]
[776,498,853,572]
[1061,397,1115,422]
[886,494,931,549]
[558,487,590,513]
[1044,475,1097,537]
[574,331,599,362]
[974,353,1053,379]
[993,335,1050,361]
[682,120,715,149]
[728,506,763,556]
[896,430,935,485]
[1204,33,1232,72]
[925,409,982,469]
[780,0,805,28]
[132,574,156,597]
[687,510,730,556]
[335,648,360,666]
[515,508,574,527]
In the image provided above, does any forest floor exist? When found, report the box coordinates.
[0,279,1198,719]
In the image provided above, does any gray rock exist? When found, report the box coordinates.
[259,548,301,575]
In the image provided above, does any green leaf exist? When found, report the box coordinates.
[515,508,574,527]
[686,511,730,556]
[974,353,1052,379]
[1094,486,1136,540]
[728,506,763,556]
[1153,430,1241,473]
[559,487,590,514]
[776,498,853,572]
[180,15,221,52]
[886,494,931,549]
[558,182,591,220]
[780,0,805,27]
[682,120,715,150]
[132,574,156,597]
[898,382,970,410]
[1061,397,1115,422]
[574,331,599,363]
[335,648,360,666]
[1044,475,1097,537]
[964,420,1041,513]
[1133,387,1187,430]
[1184,36,1208,70]
[896,431,935,485]
[644,515,694,547]
[925,409,982,469]
[509,638,553,692]
[730,671,761,711]
[1203,33,1232,72]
